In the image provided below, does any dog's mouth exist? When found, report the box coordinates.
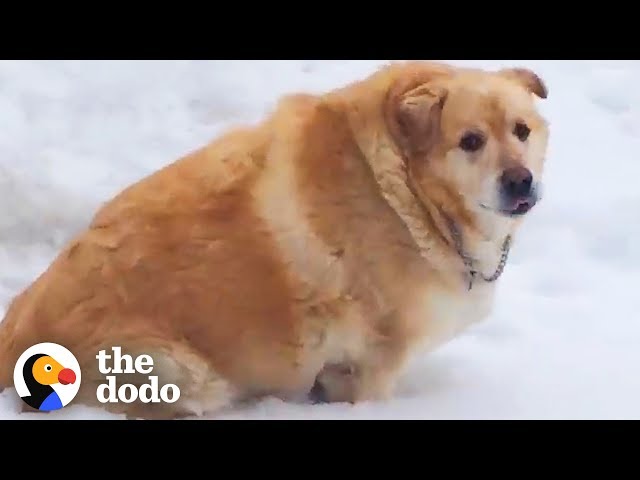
[502,197,536,217]
[481,196,537,218]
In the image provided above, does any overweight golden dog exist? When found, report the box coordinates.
[0,61,549,418]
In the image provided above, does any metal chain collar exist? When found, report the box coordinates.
[446,217,513,291]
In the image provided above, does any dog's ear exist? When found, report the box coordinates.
[499,68,548,99]
[385,80,448,158]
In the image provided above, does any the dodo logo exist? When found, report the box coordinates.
[13,343,81,412]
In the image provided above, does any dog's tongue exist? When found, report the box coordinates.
[511,198,532,214]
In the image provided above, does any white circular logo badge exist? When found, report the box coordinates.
[13,342,82,411]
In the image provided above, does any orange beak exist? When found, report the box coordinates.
[58,368,76,385]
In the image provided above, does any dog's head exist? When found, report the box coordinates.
[384,64,549,222]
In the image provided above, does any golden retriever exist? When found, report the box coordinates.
[0,61,549,418]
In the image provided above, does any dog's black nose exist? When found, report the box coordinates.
[501,166,533,198]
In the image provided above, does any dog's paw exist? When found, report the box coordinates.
[308,379,329,404]
[308,363,357,404]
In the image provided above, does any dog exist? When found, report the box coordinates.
[0,61,549,418]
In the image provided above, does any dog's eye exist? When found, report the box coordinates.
[459,132,485,152]
[513,122,530,142]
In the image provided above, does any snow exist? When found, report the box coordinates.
[1,60,639,420]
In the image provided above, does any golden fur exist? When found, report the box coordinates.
[0,61,549,418]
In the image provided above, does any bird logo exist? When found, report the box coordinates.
[13,343,82,412]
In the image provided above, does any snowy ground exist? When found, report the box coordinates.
[1,60,639,420]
